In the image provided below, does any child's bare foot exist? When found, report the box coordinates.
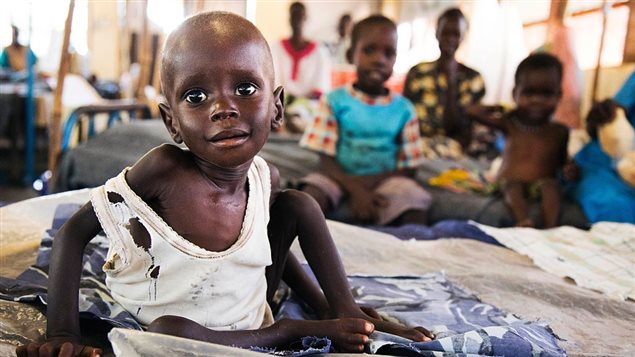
[285,318,374,352]
[516,218,534,227]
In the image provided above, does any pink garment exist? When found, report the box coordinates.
[545,23,582,128]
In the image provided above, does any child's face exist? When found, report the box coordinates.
[436,16,466,58]
[513,68,562,125]
[160,29,282,168]
[351,24,397,94]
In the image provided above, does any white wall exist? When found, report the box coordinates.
[87,1,120,80]
[255,0,380,43]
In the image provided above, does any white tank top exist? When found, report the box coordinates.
[90,156,273,330]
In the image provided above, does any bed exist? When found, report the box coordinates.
[52,119,589,228]
[1,190,633,356]
[0,120,635,356]
[0,189,635,356]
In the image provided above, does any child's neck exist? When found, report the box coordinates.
[193,156,251,193]
[511,115,549,133]
[353,82,388,97]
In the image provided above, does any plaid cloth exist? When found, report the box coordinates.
[475,222,635,300]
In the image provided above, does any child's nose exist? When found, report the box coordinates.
[210,99,238,122]
[371,52,386,65]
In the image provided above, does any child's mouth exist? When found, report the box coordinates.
[367,70,385,82]
[210,129,250,147]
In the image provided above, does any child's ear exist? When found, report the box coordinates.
[271,86,284,130]
[158,103,183,144]
[346,48,354,64]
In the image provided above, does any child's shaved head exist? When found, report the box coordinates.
[160,12,274,99]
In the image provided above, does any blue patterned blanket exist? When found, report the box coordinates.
[0,204,565,356]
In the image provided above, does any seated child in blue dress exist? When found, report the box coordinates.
[300,15,431,226]
[17,12,433,357]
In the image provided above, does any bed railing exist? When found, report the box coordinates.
[60,100,151,152]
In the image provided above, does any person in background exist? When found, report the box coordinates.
[270,1,331,133]
[327,13,353,65]
[403,8,495,161]
[568,70,635,224]
[468,53,570,228]
[0,25,37,72]
[17,12,432,357]
[300,15,431,226]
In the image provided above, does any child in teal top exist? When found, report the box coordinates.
[300,15,431,225]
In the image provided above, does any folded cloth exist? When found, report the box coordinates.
[370,220,502,246]
[475,222,635,301]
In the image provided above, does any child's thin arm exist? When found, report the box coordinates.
[48,203,102,339]
[17,202,103,357]
[267,162,330,316]
[466,104,507,131]
[287,190,433,341]
[282,253,330,317]
[267,162,329,318]
[148,313,373,352]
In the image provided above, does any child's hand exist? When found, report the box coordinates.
[337,306,434,343]
[16,340,102,357]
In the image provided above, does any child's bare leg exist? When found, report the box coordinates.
[391,209,428,226]
[277,253,331,318]
[299,184,330,213]
[502,180,533,227]
[539,178,561,228]
[148,314,373,352]
[268,189,433,341]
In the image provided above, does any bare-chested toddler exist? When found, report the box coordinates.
[468,53,569,228]
[16,11,433,357]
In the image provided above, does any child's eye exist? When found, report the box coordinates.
[184,90,207,104]
[235,83,257,96]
